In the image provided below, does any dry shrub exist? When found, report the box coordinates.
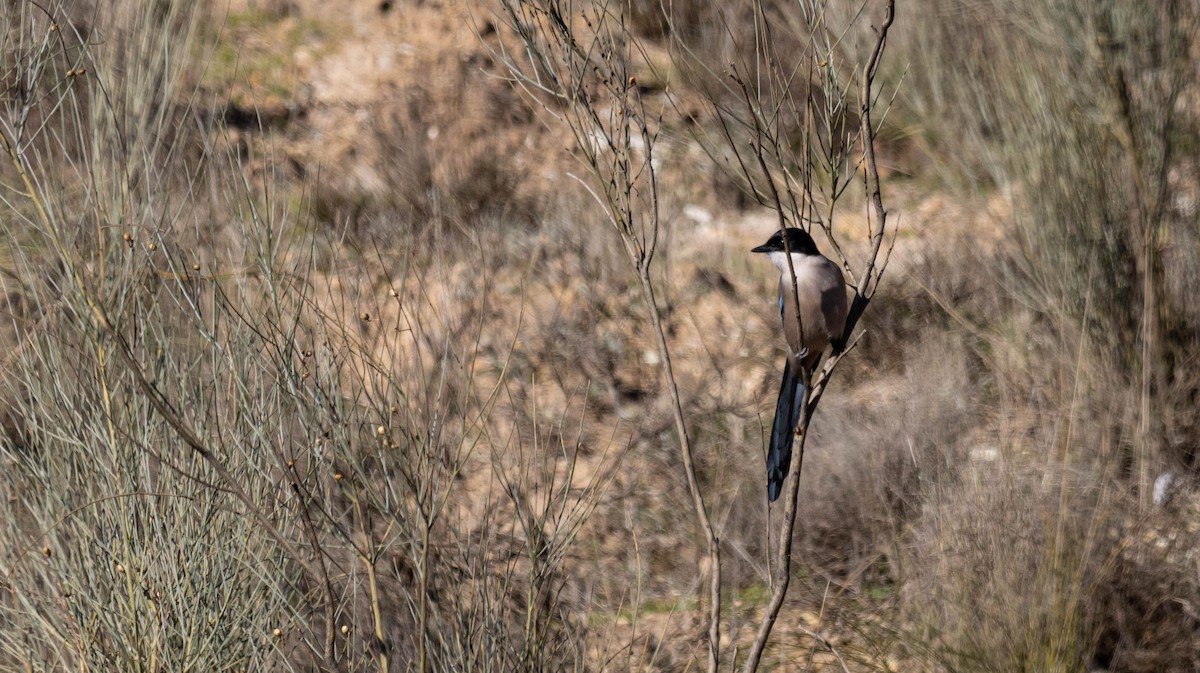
[903,453,1200,673]
[898,0,1200,485]
[0,2,608,672]
[901,463,1112,673]
[799,329,975,578]
[871,5,1200,665]
[885,243,1200,672]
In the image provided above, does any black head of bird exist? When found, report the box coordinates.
[751,227,821,257]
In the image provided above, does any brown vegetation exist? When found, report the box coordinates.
[0,0,1198,671]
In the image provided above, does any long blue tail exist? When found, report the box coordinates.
[767,358,805,502]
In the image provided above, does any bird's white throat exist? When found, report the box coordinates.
[768,251,819,279]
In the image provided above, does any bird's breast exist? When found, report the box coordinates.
[774,254,847,367]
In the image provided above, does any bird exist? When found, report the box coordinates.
[752,227,848,502]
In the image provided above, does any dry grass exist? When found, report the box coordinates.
[0,0,1198,672]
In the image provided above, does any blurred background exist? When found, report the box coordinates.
[0,0,1198,671]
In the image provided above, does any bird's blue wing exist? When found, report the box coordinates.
[767,357,805,502]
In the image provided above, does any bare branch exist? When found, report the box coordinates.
[490,2,723,669]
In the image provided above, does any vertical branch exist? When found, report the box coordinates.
[488,3,722,669]
[629,67,723,673]
[637,262,722,673]
[844,0,896,334]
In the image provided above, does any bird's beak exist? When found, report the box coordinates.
[751,244,772,254]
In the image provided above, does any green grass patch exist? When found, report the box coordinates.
[203,9,332,105]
